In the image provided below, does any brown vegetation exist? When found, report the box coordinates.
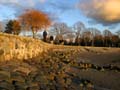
[5,20,21,35]
[19,9,51,38]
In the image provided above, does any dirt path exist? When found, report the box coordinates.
[0,46,120,90]
[68,48,120,90]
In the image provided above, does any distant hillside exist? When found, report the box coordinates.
[0,32,50,61]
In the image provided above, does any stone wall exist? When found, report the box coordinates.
[0,33,50,61]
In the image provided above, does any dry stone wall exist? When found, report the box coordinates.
[0,33,50,61]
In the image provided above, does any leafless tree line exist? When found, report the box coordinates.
[47,22,120,47]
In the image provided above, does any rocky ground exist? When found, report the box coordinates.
[0,46,120,90]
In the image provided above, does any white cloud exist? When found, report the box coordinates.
[0,0,46,8]
[39,0,46,3]
[0,0,19,4]
[78,0,120,25]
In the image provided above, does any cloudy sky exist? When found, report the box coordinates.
[0,0,120,33]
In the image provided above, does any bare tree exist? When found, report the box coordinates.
[0,21,4,32]
[49,22,72,44]
[73,21,85,45]
[116,30,120,38]
[74,21,85,38]
[82,31,92,46]
[65,32,75,45]
[94,35,103,47]
[111,35,119,47]
[88,28,101,46]
[103,30,112,47]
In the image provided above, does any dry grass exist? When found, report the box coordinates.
[0,32,120,90]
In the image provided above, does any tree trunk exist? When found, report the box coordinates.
[92,39,94,46]
[32,28,36,38]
